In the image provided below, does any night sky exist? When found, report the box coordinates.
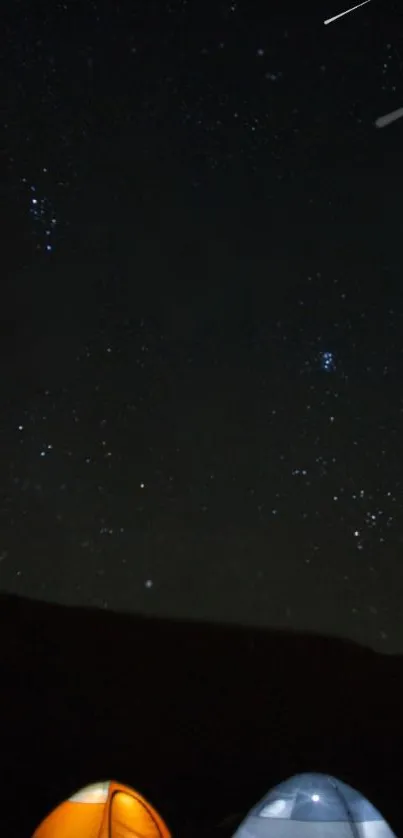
[2,0,403,654]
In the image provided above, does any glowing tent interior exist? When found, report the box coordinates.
[231,773,397,838]
[32,780,171,838]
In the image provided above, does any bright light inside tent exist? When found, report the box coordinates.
[260,799,288,818]
[312,794,320,802]
[69,782,110,803]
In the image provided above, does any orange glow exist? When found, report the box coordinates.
[33,780,171,838]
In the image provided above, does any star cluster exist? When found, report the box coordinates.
[22,171,58,253]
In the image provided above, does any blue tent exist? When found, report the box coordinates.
[232,773,396,838]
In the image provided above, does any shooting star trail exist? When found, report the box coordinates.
[375,107,403,128]
[324,0,372,25]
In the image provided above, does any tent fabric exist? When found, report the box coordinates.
[232,773,397,838]
[32,780,171,838]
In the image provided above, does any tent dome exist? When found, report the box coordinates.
[32,780,171,838]
[232,772,396,838]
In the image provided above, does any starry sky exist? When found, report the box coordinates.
[2,0,403,654]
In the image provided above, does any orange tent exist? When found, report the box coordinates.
[32,780,171,838]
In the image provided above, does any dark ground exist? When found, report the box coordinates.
[1,592,402,836]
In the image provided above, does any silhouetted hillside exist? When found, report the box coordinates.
[0,593,401,837]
